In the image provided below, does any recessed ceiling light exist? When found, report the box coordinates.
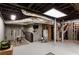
[11,15,16,20]
[44,8,67,18]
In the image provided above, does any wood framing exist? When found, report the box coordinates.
[47,24,52,41]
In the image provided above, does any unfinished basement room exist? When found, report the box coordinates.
[1,3,79,55]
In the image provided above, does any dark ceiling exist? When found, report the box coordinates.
[0,3,79,22]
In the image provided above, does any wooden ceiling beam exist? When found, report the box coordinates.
[57,13,79,22]
[56,4,69,8]
[28,3,34,9]
[33,4,42,10]
[41,4,55,13]
[54,4,75,15]
[61,5,71,10]
[36,4,47,10]
[0,6,19,13]
[0,3,20,10]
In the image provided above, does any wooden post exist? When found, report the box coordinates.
[48,25,52,41]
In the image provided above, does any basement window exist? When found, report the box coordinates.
[44,8,67,18]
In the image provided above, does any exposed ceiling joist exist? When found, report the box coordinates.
[33,4,42,10]
[9,3,55,19]
[28,3,34,9]
[1,3,79,22]
[41,4,55,13]
[36,4,48,10]
[61,5,71,10]
[56,4,69,8]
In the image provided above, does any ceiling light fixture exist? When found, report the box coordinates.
[11,15,16,20]
[44,8,67,18]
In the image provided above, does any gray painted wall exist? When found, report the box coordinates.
[5,24,42,42]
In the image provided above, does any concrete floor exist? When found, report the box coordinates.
[13,40,79,55]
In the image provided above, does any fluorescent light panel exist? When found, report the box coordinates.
[44,8,67,18]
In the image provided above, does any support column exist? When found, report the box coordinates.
[0,17,4,42]
[48,24,52,41]
[61,22,64,43]
[54,18,56,44]
[62,26,64,43]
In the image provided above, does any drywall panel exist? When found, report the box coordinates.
[5,25,24,40]
[5,24,42,42]
[0,17,4,42]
